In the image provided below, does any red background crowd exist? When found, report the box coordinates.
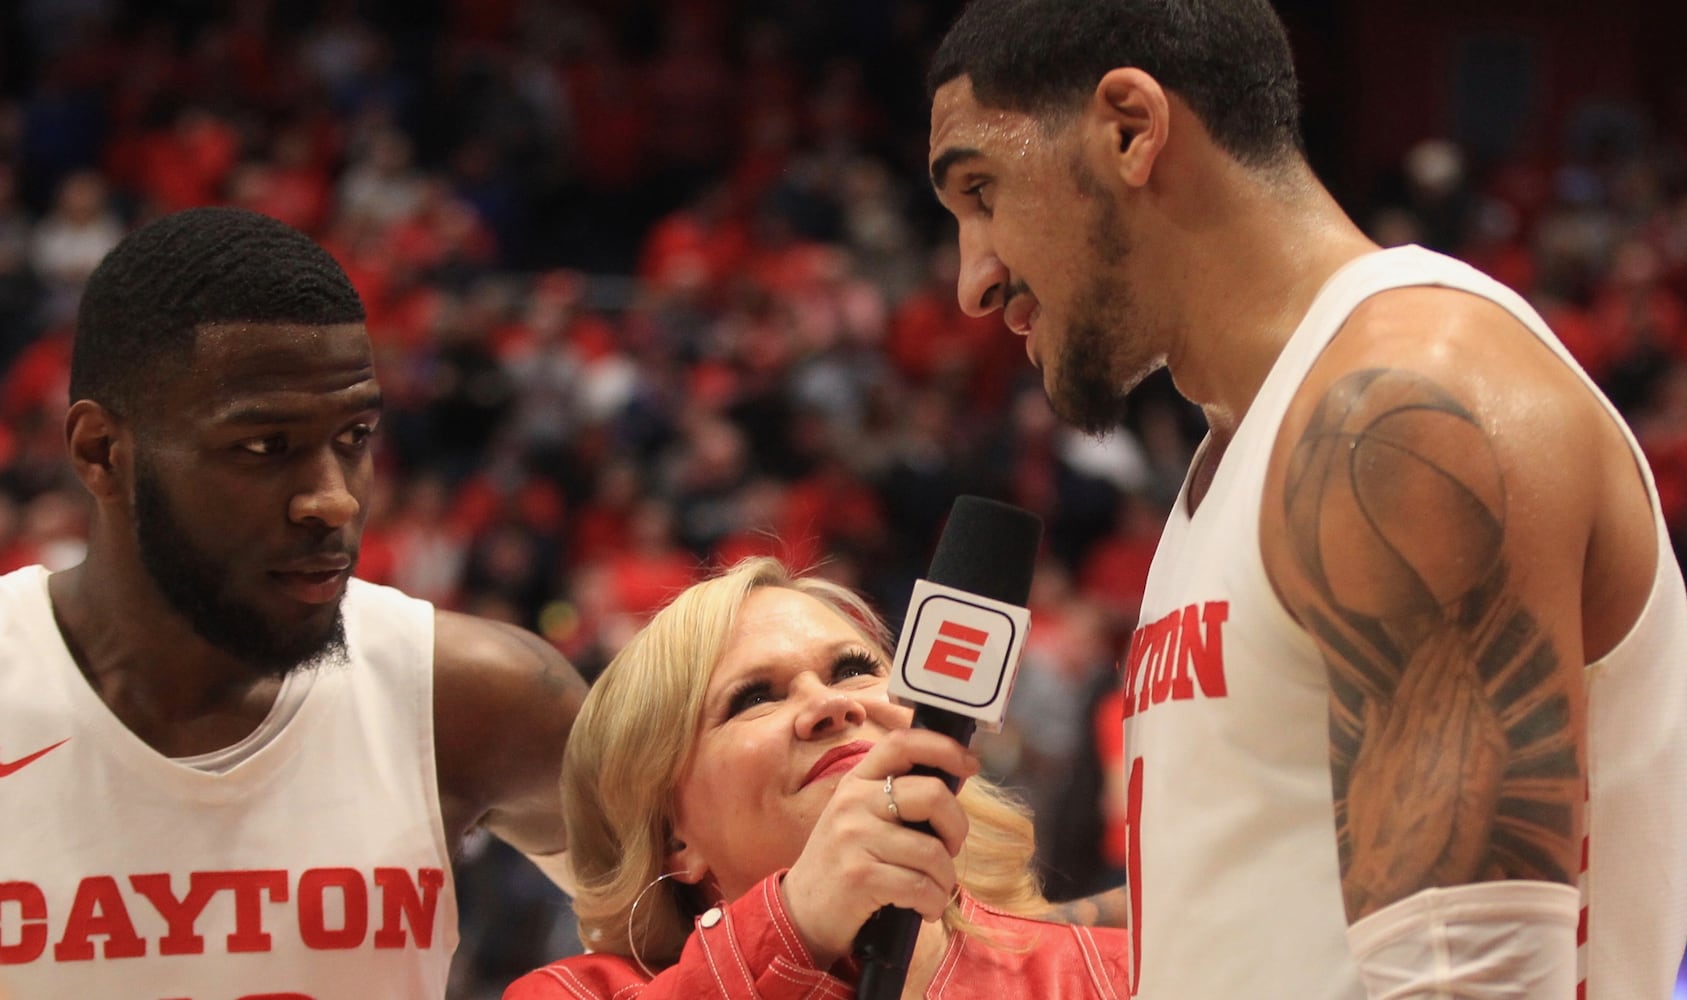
[2,0,1684,994]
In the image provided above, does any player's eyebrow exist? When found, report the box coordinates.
[930,147,983,194]
[218,387,384,425]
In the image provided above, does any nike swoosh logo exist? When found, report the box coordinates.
[0,738,70,778]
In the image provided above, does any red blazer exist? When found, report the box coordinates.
[505,873,1132,999]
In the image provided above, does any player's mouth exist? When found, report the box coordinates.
[271,559,352,605]
[1004,297,1042,366]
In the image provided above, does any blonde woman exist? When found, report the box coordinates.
[505,557,1129,998]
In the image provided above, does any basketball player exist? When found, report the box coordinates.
[927,1,1687,997]
[0,207,585,998]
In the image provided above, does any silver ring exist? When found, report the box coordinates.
[883,775,900,820]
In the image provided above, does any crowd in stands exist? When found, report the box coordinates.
[3,1,1684,995]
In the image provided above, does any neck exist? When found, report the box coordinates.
[1149,158,1379,443]
[50,549,283,756]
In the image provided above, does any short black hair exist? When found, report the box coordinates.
[928,0,1303,169]
[71,206,366,417]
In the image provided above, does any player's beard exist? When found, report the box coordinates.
[1045,161,1160,437]
[1051,280,1140,437]
[133,452,347,678]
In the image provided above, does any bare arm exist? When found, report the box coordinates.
[1040,885,1131,928]
[433,610,588,890]
[1267,353,1587,924]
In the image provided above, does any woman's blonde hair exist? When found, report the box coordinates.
[563,556,1045,968]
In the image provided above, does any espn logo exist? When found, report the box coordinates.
[921,621,991,680]
[889,580,1031,728]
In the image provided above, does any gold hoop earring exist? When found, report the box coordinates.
[628,870,688,978]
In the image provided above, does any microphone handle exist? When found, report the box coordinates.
[853,709,977,1000]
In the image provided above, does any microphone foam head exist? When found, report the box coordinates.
[927,496,1043,606]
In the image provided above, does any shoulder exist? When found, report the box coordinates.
[503,953,648,1000]
[435,608,575,677]
[1255,276,1657,659]
[435,603,587,704]
[1291,284,1600,450]
[1266,284,1612,561]
[433,610,585,739]
[433,609,586,846]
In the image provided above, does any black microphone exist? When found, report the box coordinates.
[852,495,1043,1000]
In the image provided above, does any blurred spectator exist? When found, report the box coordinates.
[998,571,1117,856]
[497,271,607,465]
[1401,138,1477,254]
[1590,237,1687,412]
[637,181,751,302]
[28,169,120,323]
[227,122,335,236]
[131,105,239,215]
[16,51,109,210]
[298,0,384,110]
[1634,365,1687,564]
[387,178,501,281]
[0,164,44,371]
[11,487,86,571]
[556,12,649,200]
[1079,489,1168,632]
[888,244,1024,413]
[378,472,471,609]
[338,125,427,229]
[660,410,754,555]
[641,8,735,196]
[0,494,28,574]
[417,288,518,481]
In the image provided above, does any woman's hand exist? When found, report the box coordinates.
[778,728,979,969]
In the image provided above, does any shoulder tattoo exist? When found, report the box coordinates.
[1283,369,1580,920]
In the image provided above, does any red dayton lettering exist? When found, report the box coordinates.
[0,867,445,965]
[1121,601,1230,719]
[920,620,990,681]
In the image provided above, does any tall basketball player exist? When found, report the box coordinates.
[927,1,1687,997]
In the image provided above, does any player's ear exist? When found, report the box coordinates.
[65,400,132,502]
[1090,67,1170,189]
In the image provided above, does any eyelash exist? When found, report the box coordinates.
[963,181,991,213]
[722,648,884,718]
[237,422,378,457]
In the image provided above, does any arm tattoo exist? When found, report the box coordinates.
[1041,886,1131,929]
[1284,369,1580,922]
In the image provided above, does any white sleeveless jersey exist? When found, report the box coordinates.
[1119,245,1687,1000]
[0,570,459,1000]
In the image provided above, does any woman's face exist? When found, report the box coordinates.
[669,587,913,902]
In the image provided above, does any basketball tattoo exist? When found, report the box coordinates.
[1283,368,1581,922]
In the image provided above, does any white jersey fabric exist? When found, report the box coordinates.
[0,569,459,1000]
[1118,245,1687,1000]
